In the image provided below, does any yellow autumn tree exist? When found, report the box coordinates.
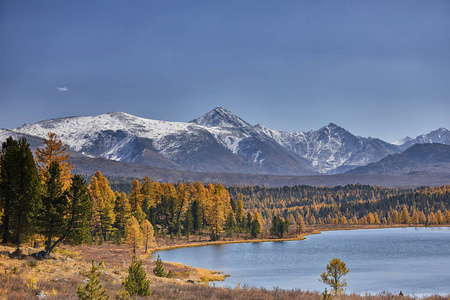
[296,212,305,234]
[206,184,228,241]
[400,205,410,224]
[35,132,74,189]
[129,179,144,212]
[88,171,116,240]
[410,209,419,225]
[142,220,155,253]
[125,216,142,255]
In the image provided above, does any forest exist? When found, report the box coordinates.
[1,134,450,256]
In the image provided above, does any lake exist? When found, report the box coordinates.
[153,227,450,296]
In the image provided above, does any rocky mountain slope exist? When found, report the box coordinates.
[4,107,450,176]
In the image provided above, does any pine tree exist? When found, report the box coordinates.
[125,216,142,255]
[114,192,131,235]
[191,199,202,233]
[142,220,155,253]
[153,254,172,278]
[122,256,151,297]
[77,259,110,300]
[37,161,67,255]
[235,194,245,229]
[0,137,41,246]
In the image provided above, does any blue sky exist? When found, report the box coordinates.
[1,1,449,142]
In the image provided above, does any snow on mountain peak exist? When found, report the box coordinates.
[190,107,252,129]
[393,136,412,146]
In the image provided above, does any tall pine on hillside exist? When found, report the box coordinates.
[0,137,41,246]
[37,162,91,257]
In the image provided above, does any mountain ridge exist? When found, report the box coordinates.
[4,107,450,176]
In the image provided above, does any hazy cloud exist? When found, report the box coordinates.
[57,87,68,92]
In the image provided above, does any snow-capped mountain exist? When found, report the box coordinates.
[5,107,450,175]
[395,128,450,151]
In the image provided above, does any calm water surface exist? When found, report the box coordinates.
[154,227,450,296]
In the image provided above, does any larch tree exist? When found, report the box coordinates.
[88,171,116,240]
[400,205,410,224]
[125,216,142,255]
[129,179,143,212]
[206,184,227,241]
[0,137,41,246]
[35,132,74,189]
[142,219,155,253]
[296,212,305,234]
[319,258,349,294]
[175,183,189,224]
[411,209,419,225]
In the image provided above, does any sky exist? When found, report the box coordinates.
[1,1,449,143]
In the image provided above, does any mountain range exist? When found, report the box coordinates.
[1,107,449,182]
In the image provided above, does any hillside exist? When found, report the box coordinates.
[347,143,450,175]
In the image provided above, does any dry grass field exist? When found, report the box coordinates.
[0,226,448,299]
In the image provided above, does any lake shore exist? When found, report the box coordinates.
[1,224,448,299]
[149,223,438,254]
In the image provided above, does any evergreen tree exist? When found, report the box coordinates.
[153,254,165,277]
[183,209,194,238]
[224,211,236,237]
[0,137,41,246]
[270,216,289,238]
[235,193,245,229]
[77,259,110,300]
[191,199,202,233]
[38,173,91,256]
[153,254,173,278]
[250,219,261,238]
[319,258,349,294]
[37,161,67,255]
[122,256,151,297]
[114,192,131,235]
